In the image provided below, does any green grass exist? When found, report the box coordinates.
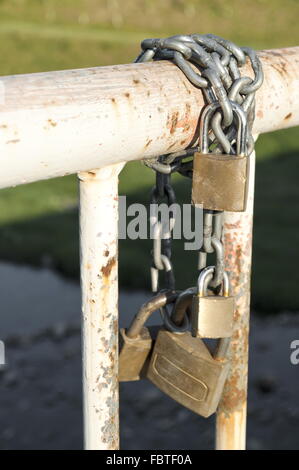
[0,0,298,311]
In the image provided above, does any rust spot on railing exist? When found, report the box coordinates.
[96,314,119,448]
[101,414,119,450]
[225,221,241,230]
[6,139,20,144]
[220,371,247,413]
[257,109,264,118]
[168,111,179,134]
[101,256,116,278]
[167,142,176,150]
[220,214,253,416]
[271,59,290,78]
[166,105,198,139]
[185,103,191,114]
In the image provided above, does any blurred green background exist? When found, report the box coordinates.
[0,0,298,312]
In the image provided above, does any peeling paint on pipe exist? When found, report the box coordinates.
[216,147,257,450]
[0,48,298,189]
[79,163,124,450]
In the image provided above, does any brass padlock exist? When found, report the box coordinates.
[119,290,176,382]
[192,101,249,212]
[146,290,231,417]
[191,266,234,338]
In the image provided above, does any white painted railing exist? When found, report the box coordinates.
[0,47,298,450]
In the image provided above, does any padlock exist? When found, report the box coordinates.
[191,266,234,338]
[119,290,176,382]
[192,101,249,212]
[146,290,231,417]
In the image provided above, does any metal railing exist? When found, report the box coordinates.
[0,47,298,450]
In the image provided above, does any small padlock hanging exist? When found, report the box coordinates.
[191,265,234,338]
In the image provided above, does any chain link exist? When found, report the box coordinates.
[136,34,263,158]
[150,170,176,293]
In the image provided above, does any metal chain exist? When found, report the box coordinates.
[136,33,263,166]
[149,167,179,324]
[198,210,224,289]
[135,33,263,313]
[150,168,175,293]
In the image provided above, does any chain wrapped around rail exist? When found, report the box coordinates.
[136,33,263,291]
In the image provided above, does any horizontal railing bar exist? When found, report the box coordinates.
[0,47,298,189]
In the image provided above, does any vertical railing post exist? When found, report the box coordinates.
[216,148,257,450]
[79,163,124,450]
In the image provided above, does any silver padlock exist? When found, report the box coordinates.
[191,266,234,338]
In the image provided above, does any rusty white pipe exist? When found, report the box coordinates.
[216,145,257,450]
[79,163,123,450]
[0,48,298,189]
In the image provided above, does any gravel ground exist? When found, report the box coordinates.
[0,262,298,450]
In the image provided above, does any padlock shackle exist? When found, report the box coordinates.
[170,286,196,327]
[197,266,230,297]
[200,101,248,156]
[126,290,177,339]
